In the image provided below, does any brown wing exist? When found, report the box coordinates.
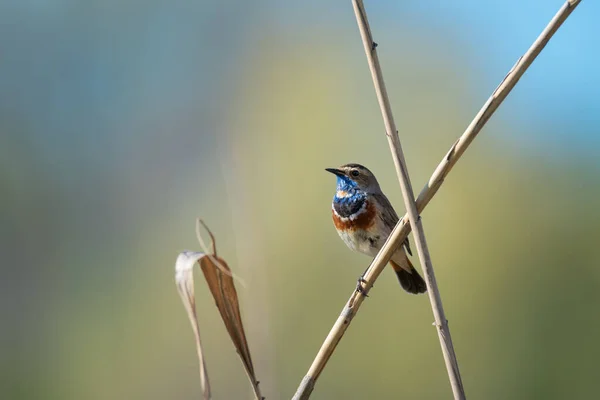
[372,192,412,256]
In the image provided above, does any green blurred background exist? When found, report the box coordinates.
[2,0,599,399]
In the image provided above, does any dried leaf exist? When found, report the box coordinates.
[175,221,263,400]
[200,254,262,397]
[175,251,212,400]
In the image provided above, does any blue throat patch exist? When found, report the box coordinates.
[333,176,366,218]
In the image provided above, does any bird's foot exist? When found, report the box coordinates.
[355,276,369,296]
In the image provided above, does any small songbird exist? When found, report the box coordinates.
[326,163,427,294]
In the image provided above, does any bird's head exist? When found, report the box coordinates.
[326,163,381,195]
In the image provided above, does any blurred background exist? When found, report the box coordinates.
[2,0,598,399]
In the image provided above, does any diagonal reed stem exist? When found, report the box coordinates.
[352,0,464,397]
[292,1,581,399]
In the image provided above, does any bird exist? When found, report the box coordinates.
[326,163,427,294]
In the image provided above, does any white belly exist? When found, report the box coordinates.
[336,218,390,257]
[337,229,369,254]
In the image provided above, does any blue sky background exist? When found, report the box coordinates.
[271,0,598,151]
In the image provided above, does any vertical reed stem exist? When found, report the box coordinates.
[352,0,465,397]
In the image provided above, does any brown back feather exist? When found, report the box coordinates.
[371,192,412,256]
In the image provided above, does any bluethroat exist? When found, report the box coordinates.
[326,163,427,294]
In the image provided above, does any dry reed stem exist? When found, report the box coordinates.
[352,0,465,397]
[292,1,581,398]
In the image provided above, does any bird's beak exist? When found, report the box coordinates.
[325,168,345,177]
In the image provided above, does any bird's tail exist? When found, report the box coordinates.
[390,256,427,295]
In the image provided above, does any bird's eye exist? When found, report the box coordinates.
[351,170,359,177]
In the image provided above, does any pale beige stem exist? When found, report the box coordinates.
[352,0,464,397]
[292,1,581,398]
